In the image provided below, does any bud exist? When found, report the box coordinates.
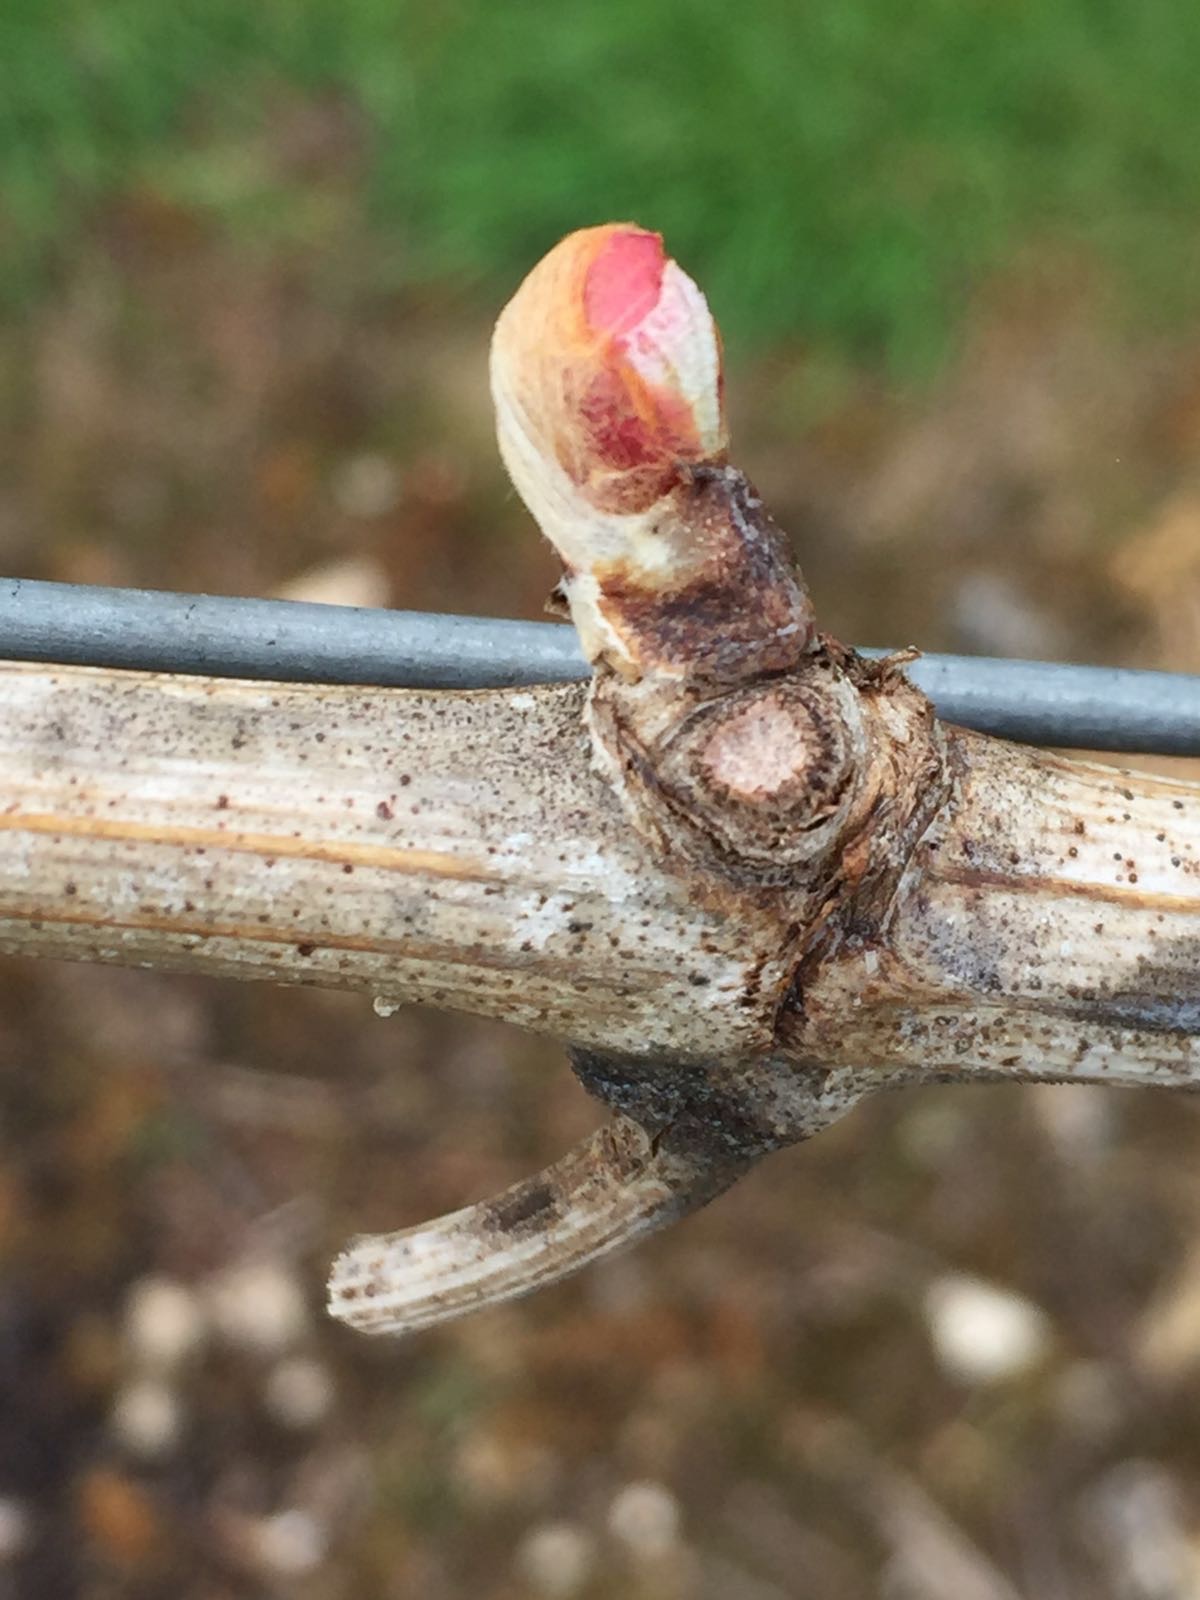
[492,224,724,526]
[491,224,813,681]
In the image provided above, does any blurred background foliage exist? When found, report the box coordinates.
[5,6,1200,1599]
[5,0,1200,371]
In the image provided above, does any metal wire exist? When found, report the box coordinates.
[2,576,1199,756]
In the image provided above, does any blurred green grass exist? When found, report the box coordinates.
[4,0,1200,373]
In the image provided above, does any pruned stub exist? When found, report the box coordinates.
[643,674,864,883]
[702,695,816,800]
[589,643,951,1057]
[566,647,951,1175]
[593,649,932,878]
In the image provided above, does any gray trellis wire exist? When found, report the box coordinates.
[2,576,1199,757]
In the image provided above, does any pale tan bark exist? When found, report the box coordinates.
[4,652,1199,1332]
[800,735,1200,1092]
[0,662,797,1061]
[0,654,865,1332]
[3,654,1199,1094]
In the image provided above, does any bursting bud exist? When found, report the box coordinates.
[491,225,813,682]
[492,224,725,522]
